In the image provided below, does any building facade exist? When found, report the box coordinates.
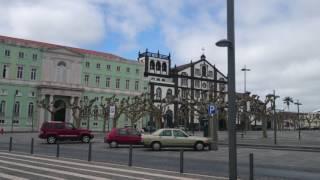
[0,35,227,132]
[138,50,228,130]
[0,35,147,132]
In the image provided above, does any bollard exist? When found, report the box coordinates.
[56,142,60,158]
[88,142,92,162]
[30,138,34,154]
[180,149,184,173]
[249,153,254,180]
[9,137,12,152]
[128,144,133,166]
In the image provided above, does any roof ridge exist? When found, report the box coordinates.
[0,35,130,62]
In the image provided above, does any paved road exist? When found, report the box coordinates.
[0,151,224,180]
[1,132,320,179]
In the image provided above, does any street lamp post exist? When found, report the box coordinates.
[241,65,250,134]
[241,65,250,93]
[294,100,302,140]
[216,0,237,178]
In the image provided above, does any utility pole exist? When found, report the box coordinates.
[266,90,279,145]
[294,100,302,140]
[227,0,237,178]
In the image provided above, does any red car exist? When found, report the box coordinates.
[39,121,94,144]
[105,128,142,148]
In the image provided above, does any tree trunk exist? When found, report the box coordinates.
[262,115,268,138]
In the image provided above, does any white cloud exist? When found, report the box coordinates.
[1,0,319,111]
[103,0,154,51]
[148,0,320,111]
[0,0,105,46]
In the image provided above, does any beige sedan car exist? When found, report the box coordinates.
[142,128,210,151]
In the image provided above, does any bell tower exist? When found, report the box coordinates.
[138,49,171,77]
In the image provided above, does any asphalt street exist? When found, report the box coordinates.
[1,132,320,179]
[0,151,223,180]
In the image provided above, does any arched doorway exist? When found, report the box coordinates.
[165,109,173,128]
[53,100,66,122]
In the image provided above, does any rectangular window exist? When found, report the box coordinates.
[135,81,139,91]
[84,75,89,86]
[181,78,188,86]
[30,68,36,80]
[117,66,120,72]
[32,54,37,60]
[14,101,20,116]
[182,89,188,99]
[28,103,34,117]
[0,119,4,124]
[19,52,24,59]
[96,76,100,86]
[96,63,100,69]
[125,80,130,89]
[136,69,139,74]
[0,101,5,116]
[106,65,111,71]
[85,62,90,68]
[5,49,10,57]
[126,67,130,72]
[17,66,23,79]
[106,77,110,88]
[116,79,120,89]
[13,120,19,124]
[195,69,201,76]
[2,64,9,79]
[195,80,200,88]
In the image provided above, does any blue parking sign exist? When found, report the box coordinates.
[208,105,216,116]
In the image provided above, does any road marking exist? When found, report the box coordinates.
[0,172,29,180]
[0,166,65,180]
[0,155,150,180]
[0,152,200,180]
[0,159,110,180]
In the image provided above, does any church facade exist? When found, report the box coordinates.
[138,50,227,130]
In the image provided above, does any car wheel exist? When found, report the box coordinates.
[109,141,118,148]
[81,135,90,143]
[195,142,204,151]
[47,136,56,144]
[151,142,161,151]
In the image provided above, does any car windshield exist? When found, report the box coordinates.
[151,129,162,136]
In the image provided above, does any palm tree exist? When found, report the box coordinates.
[283,96,294,111]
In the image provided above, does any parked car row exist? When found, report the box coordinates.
[105,127,211,151]
[38,121,211,151]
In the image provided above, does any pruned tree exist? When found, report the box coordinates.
[124,93,149,127]
[98,95,116,132]
[70,97,96,128]
[146,97,171,129]
[37,97,65,121]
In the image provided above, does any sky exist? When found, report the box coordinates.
[0,0,319,112]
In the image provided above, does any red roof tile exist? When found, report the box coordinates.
[0,35,128,61]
